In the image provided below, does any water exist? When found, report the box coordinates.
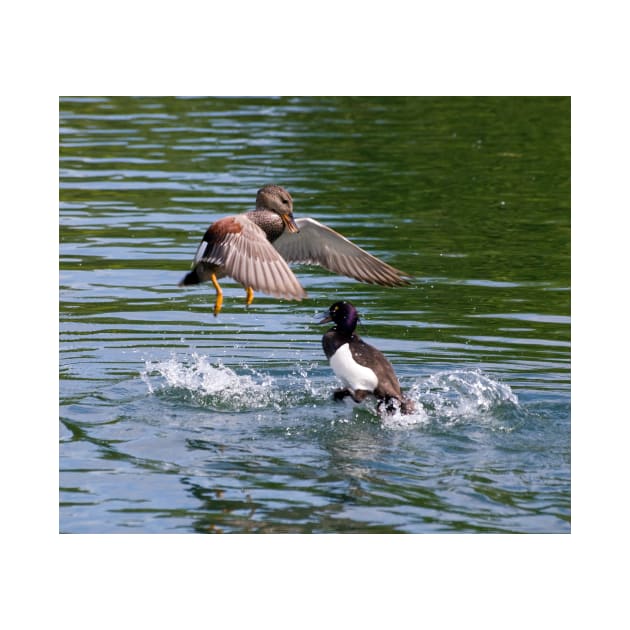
[59,96,570,533]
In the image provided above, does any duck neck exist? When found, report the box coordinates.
[246,209,285,242]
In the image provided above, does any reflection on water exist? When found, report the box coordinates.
[60,96,570,533]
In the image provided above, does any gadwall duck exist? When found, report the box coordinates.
[179,185,411,315]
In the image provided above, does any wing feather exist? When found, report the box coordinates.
[272,217,412,287]
[192,214,307,300]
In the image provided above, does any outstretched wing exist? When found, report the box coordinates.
[191,214,306,300]
[273,217,412,286]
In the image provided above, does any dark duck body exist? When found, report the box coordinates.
[179,185,412,315]
[320,301,415,415]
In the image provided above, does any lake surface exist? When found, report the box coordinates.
[59,96,570,533]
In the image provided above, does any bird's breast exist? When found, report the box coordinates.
[247,210,285,242]
[329,343,378,393]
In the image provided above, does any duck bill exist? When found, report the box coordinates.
[318,313,333,324]
[282,214,300,233]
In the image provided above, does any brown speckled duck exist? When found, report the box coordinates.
[179,185,412,315]
[320,301,415,415]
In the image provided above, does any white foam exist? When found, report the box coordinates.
[405,368,520,427]
[141,358,519,428]
[380,400,430,429]
[141,354,327,411]
[142,354,279,410]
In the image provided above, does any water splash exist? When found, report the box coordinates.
[142,354,277,410]
[141,357,520,430]
[141,354,324,412]
[406,368,520,429]
[379,400,430,429]
[342,370,519,430]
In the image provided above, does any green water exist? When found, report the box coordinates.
[60,96,570,533]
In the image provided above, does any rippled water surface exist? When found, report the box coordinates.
[59,96,570,533]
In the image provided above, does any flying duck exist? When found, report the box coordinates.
[320,301,415,415]
[179,185,412,315]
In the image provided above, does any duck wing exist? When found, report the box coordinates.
[350,337,403,400]
[192,214,307,300]
[273,217,412,287]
